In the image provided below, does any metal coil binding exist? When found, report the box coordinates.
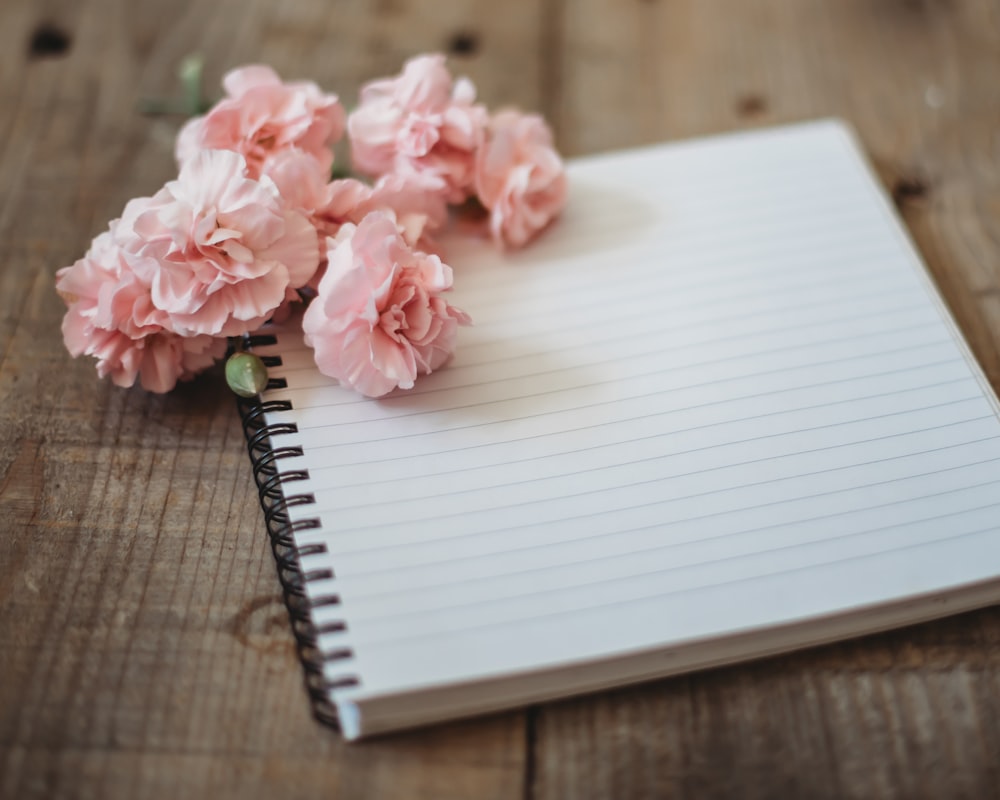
[235,332,359,729]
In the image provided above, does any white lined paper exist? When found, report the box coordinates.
[252,120,1000,736]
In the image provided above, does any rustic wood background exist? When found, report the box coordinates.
[2,0,999,797]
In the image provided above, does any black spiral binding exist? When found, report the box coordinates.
[235,333,360,729]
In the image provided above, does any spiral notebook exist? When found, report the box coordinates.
[238,119,1000,740]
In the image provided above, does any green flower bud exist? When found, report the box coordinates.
[226,351,269,398]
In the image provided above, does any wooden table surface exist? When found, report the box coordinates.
[2,0,999,797]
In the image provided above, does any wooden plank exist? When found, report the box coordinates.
[3,0,1000,796]
[0,0,544,797]
[531,0,1000,797]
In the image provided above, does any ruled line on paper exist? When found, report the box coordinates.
[309,423,999,541]
[277,356,969,465]
[302,394,985,493]
[275,276,919,382]
[308,492,1000,592]
[272,304,939,418]
[445,184,882,265]
[276,306,932,398]
[281,284,922,384]
[269,281,924,389]
[310,430,1000,531]
[304,379,979,484]
[317,446,1000,540]
[444,173,894,289]
[271,339,961,446]
[325,501,1000,621]
[293,432,1000,545]
[334,524,1000,648]
[290,376,974,486]
[296,474,1000,576]
[272,286,933,398]
[273,248,914,374]
[448,229,904,314]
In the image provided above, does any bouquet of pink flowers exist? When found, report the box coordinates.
[56,54,567,398]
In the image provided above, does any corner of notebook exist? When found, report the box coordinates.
[814,116,860,144]
[335,697,363,741]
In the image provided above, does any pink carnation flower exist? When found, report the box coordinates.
[348,53,488,202]
[120,149,320,337]
[474,109,568,248]
[265,150,447,245]
[57,230,225,393]
[302,210,470,398]
[176,64,345,178]
[316,174,448,248]
[265,150,448,310]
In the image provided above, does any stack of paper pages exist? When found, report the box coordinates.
[244,120,1000,739]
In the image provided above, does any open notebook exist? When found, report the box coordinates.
[239,119,1000,740]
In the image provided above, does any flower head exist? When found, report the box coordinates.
[176,64,345,178]
[302,210,470,397]
[348,54,488,202]
[474,109,567,248]
[120,149,320,337]
[57,228,225,393]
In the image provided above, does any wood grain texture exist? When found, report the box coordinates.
[532,611,1000,800]
[534,2,1000,798]
[0,0,998,798]
[0,1,536,798]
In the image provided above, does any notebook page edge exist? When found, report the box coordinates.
[826,122,1000,421]
[337,572,1000,740]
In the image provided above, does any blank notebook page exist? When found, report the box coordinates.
[253,119,1000,736]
